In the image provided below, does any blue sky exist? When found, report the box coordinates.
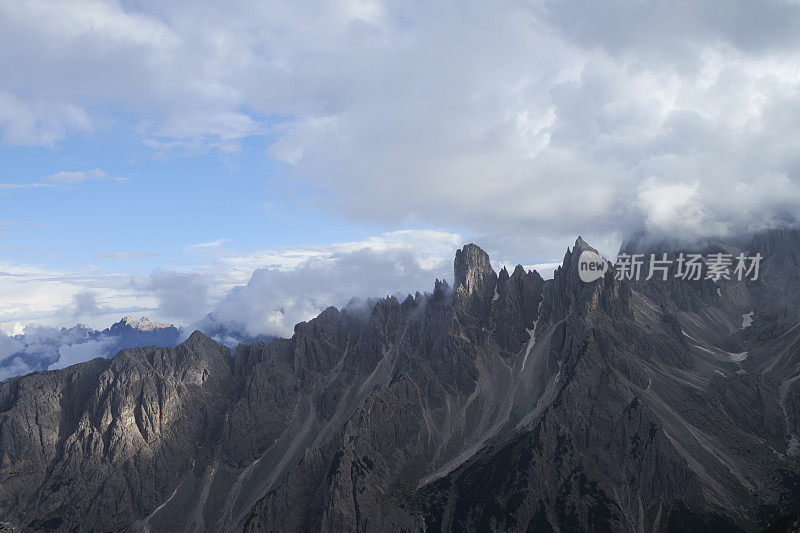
[2,0,800,337]
[1,131,372,270]
[0,115,481,331]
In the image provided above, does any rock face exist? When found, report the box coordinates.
[0,332,231,530]
[2,233,800,532]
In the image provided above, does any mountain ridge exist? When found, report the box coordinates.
[2,230,800,531]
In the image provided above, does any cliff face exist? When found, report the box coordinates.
[0,332,232,531]
[2,232,800,532]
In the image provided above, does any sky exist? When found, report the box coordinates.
[2,0,800,340]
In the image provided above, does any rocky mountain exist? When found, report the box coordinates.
[107,316,178,336]
[2,231,800,531]
[0,317,182,381]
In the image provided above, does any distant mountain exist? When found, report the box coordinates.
[104,316,181,345]
[2,231,800,531]
[0,316,182,381]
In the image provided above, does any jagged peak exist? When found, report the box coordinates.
[182,330,228,355]
[187,329,212,343]
[114,316,174,332]
[498,265,510,283]
[573,236,599,255]
[454,243,496,295]
[559,236,603,272]
[432,278,451,301]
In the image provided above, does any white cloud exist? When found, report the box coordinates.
[144,271,209,323]
[157,111,262,141]
[0,182,54,191]
[186,239,230,253]
[193,228,462,338]
[0,260,156,332]
[0,92,92,146]
[94,252,160,258]
[540,0,800,63]
[70,291,100,320]
[0,328,22,361]
[49,337,116,370]
[0,357,33,382]
[45,168,107,184]
[1,319,184,380]
[0,229,463,339]
[204,246,450,338]
[0,168,110,192]
[1,0,798,247]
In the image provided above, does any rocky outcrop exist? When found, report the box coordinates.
[0,332,231,530]
[2,235,800,532]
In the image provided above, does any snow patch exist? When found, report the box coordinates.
[521,328,535,371]
[692,344,715,355]
[730,351,749,363]
[742,311,754,328]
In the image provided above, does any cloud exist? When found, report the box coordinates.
[0,259,157,332]
[196,229,460,338]
[45,168,107,184]
[0,357,34,382]
[0,328,22,359]
[95,252,160,258]
[48,337,116,370]
[0,182,54,191]
[2,229,466,375]
[0,226,570,368]
[0,318,184,379]
[145,271,209,323]
[70,291,100,319]
[0,323,96,378]
[186,239,229,253]
[273,31,800,249]
[1,0,799,249]
[0,91,92,146]
[540,0,800,64]
[203,245,451,338]
[1,230,462,332]
[170,229,464,335]
[0,168,110,193]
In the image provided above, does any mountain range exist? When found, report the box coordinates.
[0,317,182,381]
[2,230,800,531]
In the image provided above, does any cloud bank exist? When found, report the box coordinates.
[1,230,462,340]
[3,0,799,246]
[0,230,464,375]
[203,247,450,339]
